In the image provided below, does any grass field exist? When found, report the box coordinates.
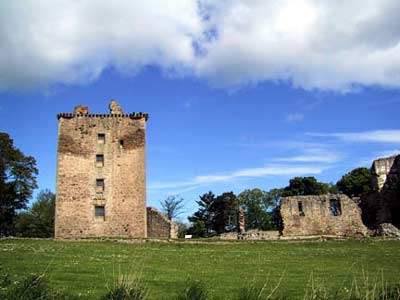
[0,238,399,299]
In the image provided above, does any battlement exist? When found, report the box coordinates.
[57,112,149,120]
[57,100,149,121]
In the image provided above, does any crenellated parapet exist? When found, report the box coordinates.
[57,112,149,120]
[57,100,149,121]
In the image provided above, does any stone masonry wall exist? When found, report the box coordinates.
[363,155,400,228]
[147,207,178,238]
[281,194,367,237]
[55,102,148,238]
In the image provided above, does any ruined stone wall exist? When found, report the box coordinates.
[363,155,400,228]
[146,207,178,238]
[281,194,367,237]
[372,156,399,191]
[55,103,149,239]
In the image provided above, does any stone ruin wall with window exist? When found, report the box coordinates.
[55,101,149,238]
[280,194,368,237]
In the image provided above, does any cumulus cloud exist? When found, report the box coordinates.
[1,0,400,91]
[0,0,202,91]
[196,0,400,91]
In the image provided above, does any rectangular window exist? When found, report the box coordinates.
[94,205,105,220]
[96,179,104,193]
[119,139,124,148]
[98,133,105,144]
[96,154,104,167]
[298,201,305,216]
[329,199,342,216]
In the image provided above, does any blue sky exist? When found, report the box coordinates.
[1,1,400,220]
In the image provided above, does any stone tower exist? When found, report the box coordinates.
[55,100,149,238]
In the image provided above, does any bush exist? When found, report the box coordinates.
[101,275,148,300]
[0,273,83,300]
[176,279,208,300]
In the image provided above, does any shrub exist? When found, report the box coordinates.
[176,279,208,300]
[101,275,148,300]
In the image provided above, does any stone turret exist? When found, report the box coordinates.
[109,100,124,115]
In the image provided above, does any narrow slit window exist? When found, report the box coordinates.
[96,154,104,167]
[96,179,104,192]
[298,201,305,216]
[119,140,124,148]
[329,199,342,216]
[98,133,105,143]
[94,205,105,220]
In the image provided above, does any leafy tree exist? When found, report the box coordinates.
[282,176,329,196]
[0,133,38,236]
[238,189,276,230]
[211,192,238,233]
[160,195,185,220]
[188,191,216,236]
[188,220,207,238]
[336,167,372,197]
[188,191,238,235]
[15,189,55,237]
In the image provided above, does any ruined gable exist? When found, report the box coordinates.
[281,194,367,237]
[362,155,400,228]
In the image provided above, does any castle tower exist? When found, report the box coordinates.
[55,100,149,238]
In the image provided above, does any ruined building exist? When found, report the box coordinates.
[279,154,400,238]
[280,194,367,237]
[55,100,177,239]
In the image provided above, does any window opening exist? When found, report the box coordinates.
[96,154,104,167]
[98,133,105,143]
[94,205,105,220]
[298,201,305,216]
[329,199,342,216]
[96,179,104,192]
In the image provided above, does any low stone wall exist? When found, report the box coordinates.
[241,230,280,240]
[146,207,178,239]
[281,194,367,237]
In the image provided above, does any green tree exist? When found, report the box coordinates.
[188,191,216,236]
[211,192,238,233]
[0,133,38,236]
[336,167,372,197]
[238,189,276,230]
[15,189,55,237]
[188,191,238,235]
[282,176,329,196]
[160,195,185,220]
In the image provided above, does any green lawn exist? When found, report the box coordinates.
[0,238,399,299]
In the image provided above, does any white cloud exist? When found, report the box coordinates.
[148,164,325,191]
[1,1,400,91]
[308,130,400,143]
[285,112,304,123]
[0,0,202,91]
[196,0,400,91]
[275,148,342,163]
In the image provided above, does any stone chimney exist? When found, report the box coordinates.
[109,99,124,114]
[74,105,88,115]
